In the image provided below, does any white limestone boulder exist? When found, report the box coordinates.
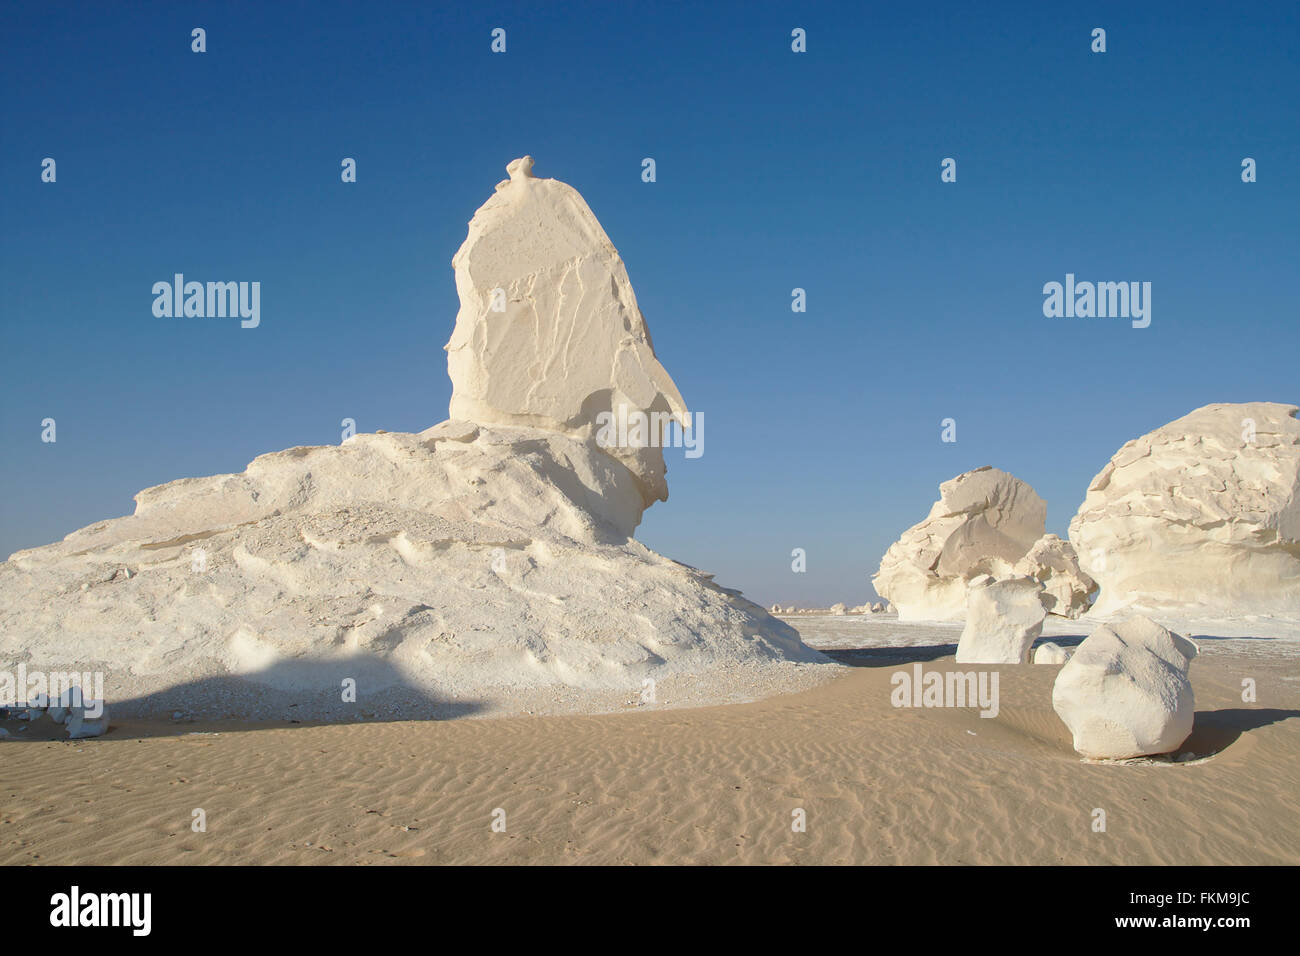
[830,603,846,615]
[1033,642,1069,664]
[1051,616,1198,759]
[1014,534,1095,618]
[874,467,1048,621]
[446,156,689,512]
[1070,403,1300,617]
[954,575,1047,664]
[66,700,109,739]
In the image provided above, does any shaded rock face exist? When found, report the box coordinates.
[873,467,1048,621]
[1051,616,1198,759]
[1069,402,1300,618]
[0,158,824,720]
[954,575,1047,664]
[446,155,689,512]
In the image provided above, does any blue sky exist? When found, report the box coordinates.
[2,1,1296,606]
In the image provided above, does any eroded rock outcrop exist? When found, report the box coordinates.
[1051,616,1198,759]
[446,155,689,511]
[873,467,1048,621]
[1069,402,1300,617]
[0,158,825,721]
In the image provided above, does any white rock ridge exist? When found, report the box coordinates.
[954,575,1047,664]
[873,467,1049,621]
[1051,616,1198,759]
[446,155,689,512]
[1070,402,1300,618]
[0,159,825,721]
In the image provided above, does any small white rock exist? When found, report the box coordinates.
[1033,642,1069,664]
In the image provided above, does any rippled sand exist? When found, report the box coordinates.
[3,614,1296,865]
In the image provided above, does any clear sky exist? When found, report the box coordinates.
[2,1,1296,607]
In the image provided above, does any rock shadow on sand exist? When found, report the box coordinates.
[1181,707,1300,757]
[820,644,957,667]
[1,654,485,742]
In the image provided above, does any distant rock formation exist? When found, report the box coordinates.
[873,467,1050,621]
[1052,617,1198,759]
[1070,402,1300,618]
[0,158,824,721]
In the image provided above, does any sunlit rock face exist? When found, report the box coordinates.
[873,467,1048,621]
[0,158,822,721]
[446,155,689,513]
[1052,616,1198,759]
[1070,402,1300,618]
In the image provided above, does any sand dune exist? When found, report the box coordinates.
[3,616,1295,865]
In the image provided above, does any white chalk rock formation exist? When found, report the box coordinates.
[874,467,1048,621]
[1070,403,1300,618]
[47,688,79,724]
[830,603,846,615]
[1052,616,1198,759]
[1033,642,1069,664]
[21,692,48,721]
[0,158,823,721]
[954,575,1047,664]
[446,155,689,511]
[66,701,109,739]
[1014,534,1095,619]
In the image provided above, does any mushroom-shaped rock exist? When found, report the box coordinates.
[1051,616,1198,759]
[1069,402,1300,617]
[874,467,1047,621]
[955,575,1047,664]
[1033,642,1069,664]
[447,156,689,515]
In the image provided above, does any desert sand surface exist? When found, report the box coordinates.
[2,615,1296,866]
